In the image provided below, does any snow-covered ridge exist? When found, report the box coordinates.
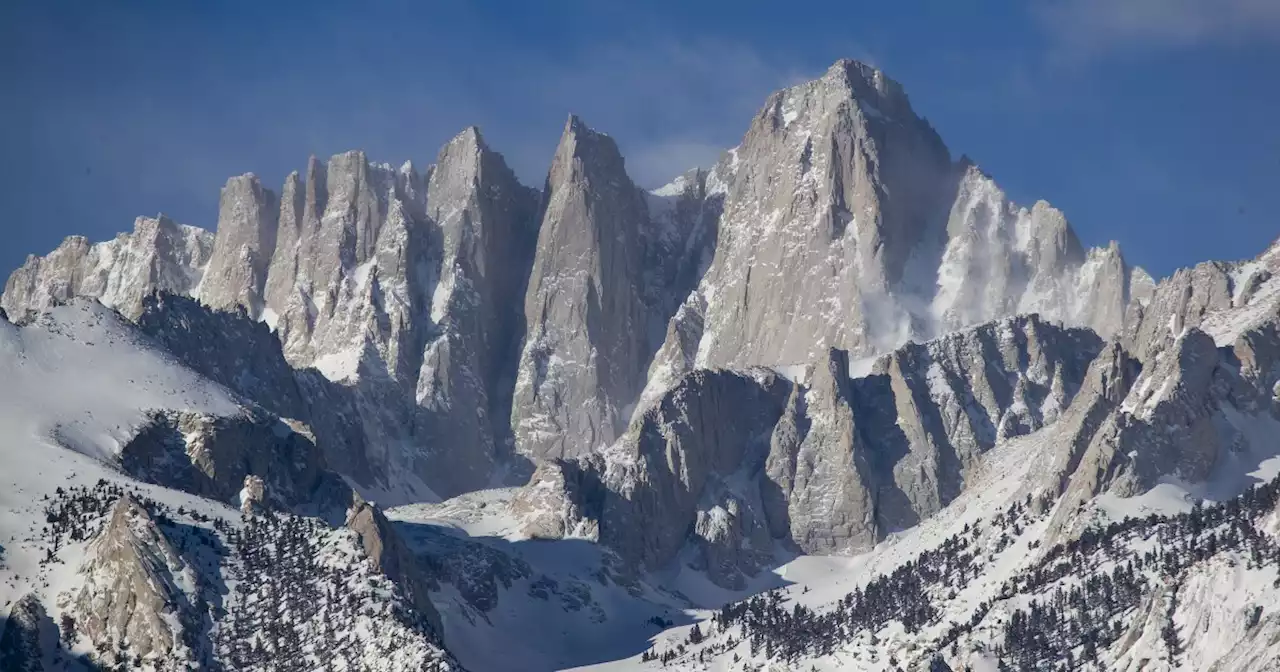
[2,56,1279,671]
[0,299,240,463]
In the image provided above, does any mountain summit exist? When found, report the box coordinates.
[3,59,1279,671]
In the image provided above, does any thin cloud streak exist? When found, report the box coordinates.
[1038,0,1280,59]
[492,38,814,187]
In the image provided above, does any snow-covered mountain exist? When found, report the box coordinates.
[3,58,1279,671]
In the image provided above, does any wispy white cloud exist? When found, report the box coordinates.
[1038,0,1280,59]
[497,39,816,186]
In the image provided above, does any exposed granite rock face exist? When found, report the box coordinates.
[759,314,1101,554]
[263,167,308,314]
[239,474,267,513]
[933,168,1135,340]
[417,127,540,481]
[659,60,955,380]
[345,500,445,638]
[765,349,879,555]
[512,117,654,460]
[1051,320,1280,540]
[517,368,791,583]
[128,140,545,500]
[199,174,279,317]
[857,314,1102,520]
[0,594,58,671]
[514,315,1104,585]
[689,485,775,590]
[119,408,354,523]
[1041,341,1144,497]
[1,215,213,319]
[251,133,539,496]
[510,457,606,541]
[265,150,434,384]
[1123,261,1236,361]
[71,495,201,666]
[643,62,1143,414]
[595,369,790,574]
[1125,237,1280,361]
[1037,238,1280,541]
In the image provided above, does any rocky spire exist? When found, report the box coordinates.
[0,594,57,671]
[765,348,880,555]
[511,116,653,459]
[262,150,432,380]
[1,214,213,319]
[415,126,540,493]
[262,168,306,316]
[199,173,280,316]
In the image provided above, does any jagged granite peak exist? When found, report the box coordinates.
[416,125,540,483]
[1050,318,1280,541]
[513,314,1105,587]
[933,166,1135,339]
[265,149,434,383]
[1,214,213,319]
[641,60,1144,415]
[1123,237,1280,362]
[598,367,791,576]
[512,366,792,588]
[512,115,653,459]
[655,58,955,376]
[263,167,307,315]
[71,494,202,665]
[762,313,1102,555]
[1041,340,1144,496]
[198,172,280,317]
[764,348,880,555]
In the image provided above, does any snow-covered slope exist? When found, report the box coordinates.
[3,56,1278,672]
[0,300,459,670]
[568,426,1280,671]
[0,299,239,463]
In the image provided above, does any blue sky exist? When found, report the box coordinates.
[2,1,1277,279]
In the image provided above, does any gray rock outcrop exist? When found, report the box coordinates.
[760,314,1102,554]
[518,314,1105,585]
[71,495,200,665]
[2,215,213,319]
[642,61,1143,415]
[511,117,654,459]
[0,594,58,672]
[119,408,354,523]
[345,500,445,638]
[764,349,879,555]
[198,174,279,316]
[1050,318,1280,539]
[416,127,540,482]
